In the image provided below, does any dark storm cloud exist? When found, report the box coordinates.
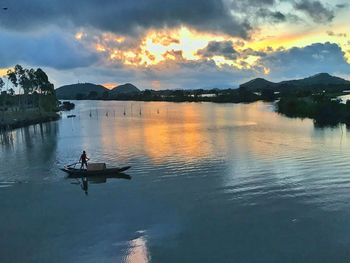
[197,41,238,60]
[293,0,334,23]
[0,0,341,40]
[0,30,98,69]
[259,42,350,79]
[0,0,252,38]
[256,9,287,22]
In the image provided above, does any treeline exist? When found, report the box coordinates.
[0,64,58,112]
[277,93,350,126]
[75,87,276,103]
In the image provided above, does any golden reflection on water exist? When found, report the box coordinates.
[125,236,150,263]
[88,101,343,165]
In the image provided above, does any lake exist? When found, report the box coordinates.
[1,100,350,263]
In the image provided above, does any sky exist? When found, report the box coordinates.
[0,0,349,90]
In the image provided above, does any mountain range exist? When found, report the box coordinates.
[239,73,350,91]
[55,73,350,99]
[56,83,140,99]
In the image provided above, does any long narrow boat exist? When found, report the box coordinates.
[61,164,131,176]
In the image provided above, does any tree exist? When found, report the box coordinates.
[76,93,85,100]
[88,91,98,99]
[34,68,54,95]
[0,78,4,93]
[261,89,275,102]
[0,78,5,111]
[6,65,57,111]
[8,88,14,96]
[102,91,109,99]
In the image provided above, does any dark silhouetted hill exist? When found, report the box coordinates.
[56,83,109,99]
[240,78,277,90]
[240,73,350,91]
[110,83,140,95]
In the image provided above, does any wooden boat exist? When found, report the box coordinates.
[61,162,131,176]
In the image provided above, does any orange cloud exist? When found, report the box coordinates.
[81,24,349,75]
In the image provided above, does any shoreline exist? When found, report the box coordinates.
[0,111,60,131]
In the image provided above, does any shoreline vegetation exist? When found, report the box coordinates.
[55,73,350,127]
[277,95,350,127]
[2,67,350,130]
[0,65,60,131]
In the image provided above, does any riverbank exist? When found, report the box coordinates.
[0,110,60,130]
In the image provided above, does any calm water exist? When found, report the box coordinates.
[1,101,350,263]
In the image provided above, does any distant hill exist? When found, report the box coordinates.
[110,83,140,95]
[56,83,109,99]
[240,73,350,91]
[240,78,277,90]
[280,73,350,87]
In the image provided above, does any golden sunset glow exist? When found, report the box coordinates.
[101,82,118,89]
[0,68,9,77]
[1,0,349,89]
[83,27,248,67]
[75,22,350,77]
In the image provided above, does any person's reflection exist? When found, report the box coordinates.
[70,174,132,195]
[81,177,88,195]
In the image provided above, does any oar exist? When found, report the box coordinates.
[67,162,79,168]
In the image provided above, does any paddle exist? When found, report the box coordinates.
[67,162,79,168]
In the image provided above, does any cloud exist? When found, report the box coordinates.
[0,0,347,89]
[46,59,257,90]
[197,41,238,60]
[2,0,339,39]
[293,0,334,23]
[259,42,350,80]
[258,10,287,22]
[0,29,98,69]
[0,0,252,38]
[45,42,350,90]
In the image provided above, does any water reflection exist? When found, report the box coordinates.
[3,101,350,263]
[125,235,150,263]
[0,122,59,181]
[68,173,131,195]
[0,130,14,147]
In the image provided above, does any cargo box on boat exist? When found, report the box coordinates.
[87,163,106,171]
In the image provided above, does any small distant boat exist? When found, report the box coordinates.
[67,114,76,118]
[61,162,131,176]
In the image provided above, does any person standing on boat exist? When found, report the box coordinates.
[79,150,89,169]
